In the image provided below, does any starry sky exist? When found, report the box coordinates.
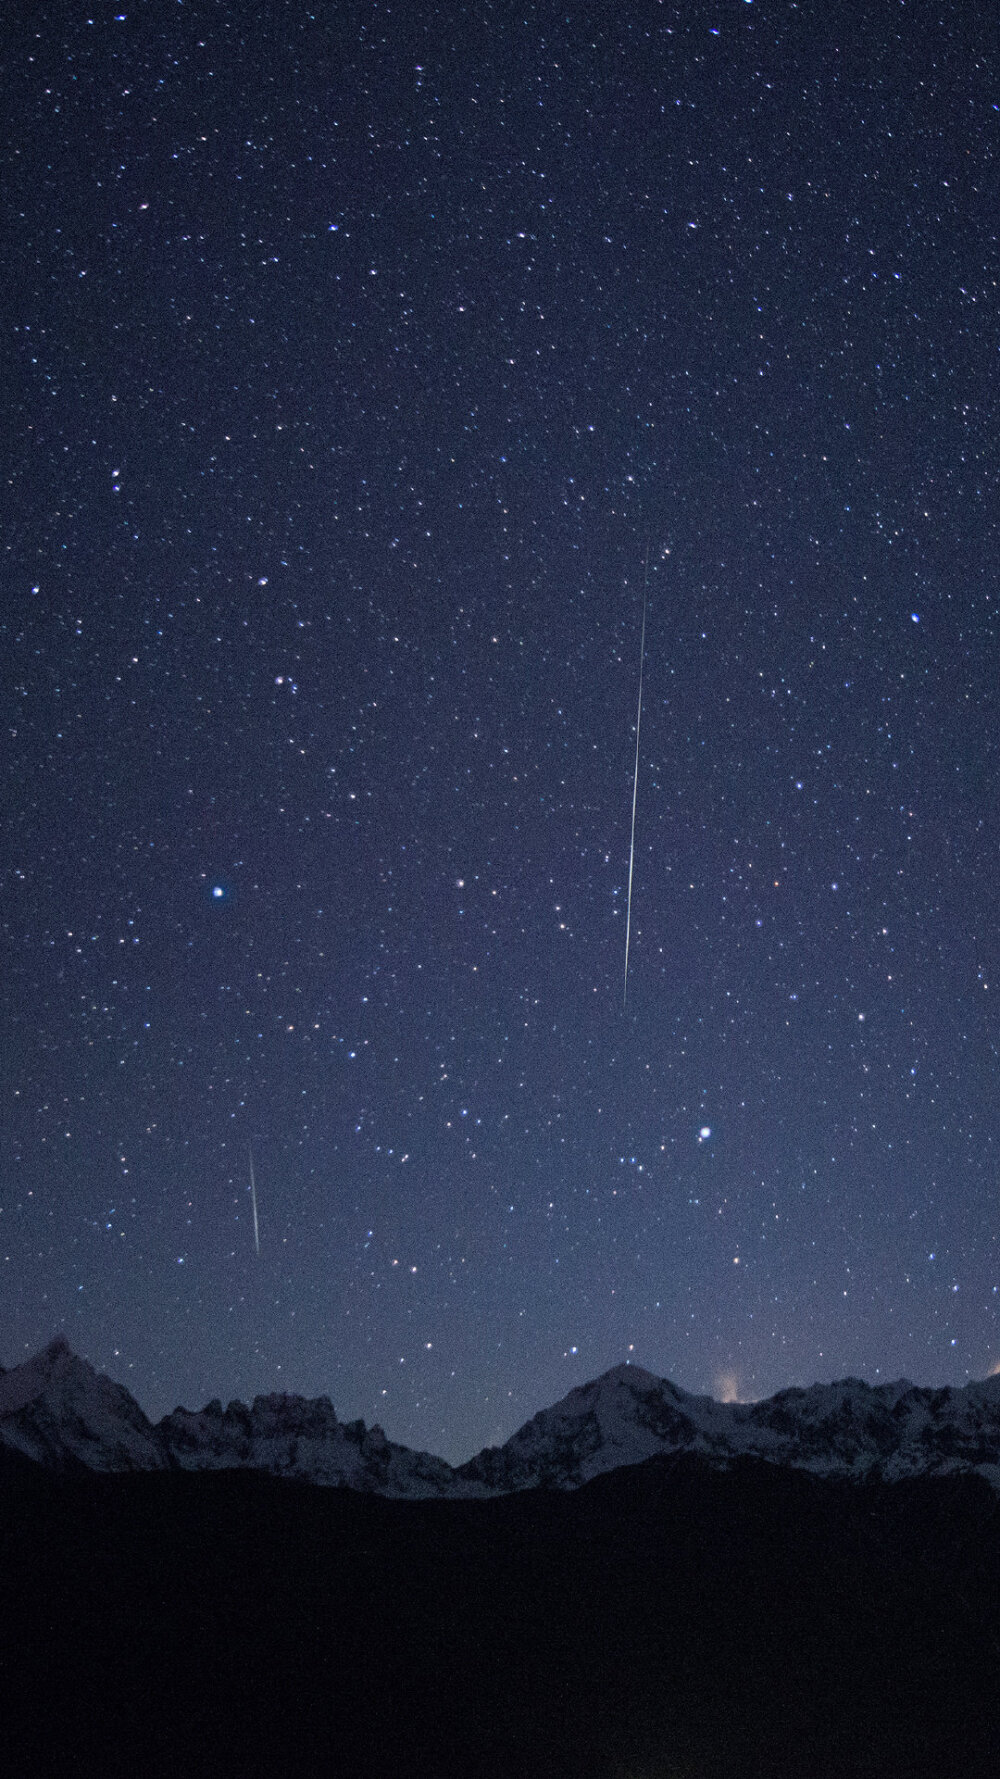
[3,0,1000,1464]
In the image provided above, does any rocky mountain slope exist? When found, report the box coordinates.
[0,1337,464,1497]
[456,1361,1000,1490]
[4,1336,1000,1494]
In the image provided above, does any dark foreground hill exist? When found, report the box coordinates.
[3,1447,1000,1778]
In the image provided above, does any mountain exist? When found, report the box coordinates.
[4,1337,1000,1494]
[0,1337,468,1497]
[0,1335,167,1472]
[158,1391,465,1496]
[6,1347,1000,1775]
[457,1362,1000,1491]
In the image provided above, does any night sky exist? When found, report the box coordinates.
[4,0,1000,1464]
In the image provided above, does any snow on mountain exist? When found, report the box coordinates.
[0,1335,167,1472]
[4,1339,1000,1494]
[0,1338,473,1496]
[457,1365,722,1491]
[457,1363,1000,1491]
[158,1394,470,1498]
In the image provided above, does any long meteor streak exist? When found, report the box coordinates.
[623,555,648,1008]
[248,1143,260,1256]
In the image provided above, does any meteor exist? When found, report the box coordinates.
[248,1143,260,1256]
[623,552,648,1008]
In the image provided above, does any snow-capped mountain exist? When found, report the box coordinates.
[456,1362,1000,1491]
[5,1338,1000,1494]
[0,1337,468,1497]
[158,1392,465,1496]
[0,1335,168,1472]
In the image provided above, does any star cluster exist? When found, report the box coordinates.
[3,0,999,1462]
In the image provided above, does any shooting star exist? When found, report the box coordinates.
[623,551,648,1009]
[248,1142,260,1256]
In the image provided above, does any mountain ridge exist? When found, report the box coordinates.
[4,1335,1000,1495]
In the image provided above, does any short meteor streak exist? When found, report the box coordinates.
[623,554,648,1009]
[248,1143,260,1256]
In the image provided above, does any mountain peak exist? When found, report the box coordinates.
[0,1332,87,1417]
[0,1337,163,1471]
[5,1340,1000,1496]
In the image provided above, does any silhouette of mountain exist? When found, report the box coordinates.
[5,1338,1000,1495]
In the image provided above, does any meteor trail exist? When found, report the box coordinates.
[248,1143,260,1256]
[623,552,648,1008]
